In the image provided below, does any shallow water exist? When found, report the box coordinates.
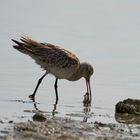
[0,0,140,134]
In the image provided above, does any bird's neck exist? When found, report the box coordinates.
[67,64,84,81]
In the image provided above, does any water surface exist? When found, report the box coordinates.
[0,0,140,133]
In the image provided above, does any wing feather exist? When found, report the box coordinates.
[12,36,80,78]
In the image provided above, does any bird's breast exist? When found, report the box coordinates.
[48,66,78,79]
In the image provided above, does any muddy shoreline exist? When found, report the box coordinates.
[1,113,140,140]
[1,98,140,140]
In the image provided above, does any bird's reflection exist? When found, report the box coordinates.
[30,97,39,111]
[52,98,58,116]
[29,92,92,122]
[83,92,92,122]
[29,96,58,116]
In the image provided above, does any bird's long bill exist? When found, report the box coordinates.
[86,78,92,101]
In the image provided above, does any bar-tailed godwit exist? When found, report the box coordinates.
[12,36,94,102]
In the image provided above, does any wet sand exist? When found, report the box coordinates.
[1,99,140,140]
[1,112,140,140]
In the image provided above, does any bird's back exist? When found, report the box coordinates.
[12,36,80,79]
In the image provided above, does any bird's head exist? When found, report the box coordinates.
[80,62,94,80]
[80,62,94,100]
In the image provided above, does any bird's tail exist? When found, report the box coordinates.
[11,36,43,55]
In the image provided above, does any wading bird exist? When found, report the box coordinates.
[12,36,94,103]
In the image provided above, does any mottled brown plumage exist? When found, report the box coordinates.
[12,36,94,103]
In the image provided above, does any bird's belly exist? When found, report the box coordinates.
[35,60,78,79]
[51,68,75,79]
[47,66,76,79]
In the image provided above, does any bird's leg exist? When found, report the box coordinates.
[53,79,58,116]
[29,72,47,99]
[89,84,92,103]
[54,78,58,102]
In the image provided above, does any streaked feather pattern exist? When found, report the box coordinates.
[12,36,80,79]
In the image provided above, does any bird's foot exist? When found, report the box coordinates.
[29,94,35,101]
